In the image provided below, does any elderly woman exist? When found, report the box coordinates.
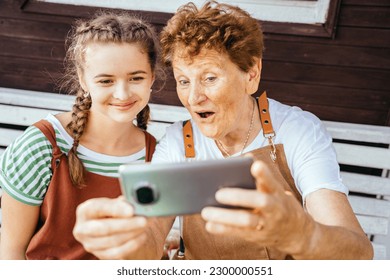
[73,1,373,259]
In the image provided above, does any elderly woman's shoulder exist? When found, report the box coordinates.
[163,120,188,139]
[269,98,322,128]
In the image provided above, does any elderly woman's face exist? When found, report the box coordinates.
[172,48,254,140]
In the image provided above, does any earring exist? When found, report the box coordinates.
[83,91,90,98]
[150,89,153,94]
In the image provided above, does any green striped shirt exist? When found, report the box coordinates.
[0,114,146,206]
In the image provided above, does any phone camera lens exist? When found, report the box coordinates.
[135,184,157,204]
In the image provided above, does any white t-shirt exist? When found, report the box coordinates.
[152,98,347,200]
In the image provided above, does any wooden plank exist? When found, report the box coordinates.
[0,128,24,147]
[266,26,390,48]
[339,5,390,28]
[0,55,62,76]
[335,27,390,48]
[0,18,70,42]
[0,74,59,94]
[262,61,390,92]
[0,87,74,110]
[343,0,390,6]
[342,172,390,196]
[0,104,60,126]
[334,143,390,169]
[372,243,387,260]
[0,36,65,62]
[147,122,171,141]
[264,82,389,111]
[323,121,390,143]
[149,103,189,123]
[355,215,389,235]
[264,40,390,70]
[277,102,387,126]
[0,0,74,24]
[350,196,390,218]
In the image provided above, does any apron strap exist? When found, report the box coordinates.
[258,91,275,137]
[144,131,156,162]
[257,91,277,162]
[33,119,62,158]
[182,120,195,158]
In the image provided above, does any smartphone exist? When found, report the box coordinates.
[118,156,255,217]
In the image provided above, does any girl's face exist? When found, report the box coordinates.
[79,42,154,124]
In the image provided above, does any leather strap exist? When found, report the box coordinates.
[183,120,195,158]
[33,119,62,157]
[144,132,156,162]
[258,91,275,137]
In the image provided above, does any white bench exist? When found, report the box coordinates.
[1,87,389,259]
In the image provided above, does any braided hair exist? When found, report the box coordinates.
[60,11,162,187]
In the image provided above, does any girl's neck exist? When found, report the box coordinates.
[82,114,145,156]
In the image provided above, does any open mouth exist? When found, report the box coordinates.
[197,112,214,119]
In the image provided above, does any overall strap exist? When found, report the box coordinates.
[144,131,157,162]
[257,91,277,162]
[258,91,275,137]
[182,120,195,158]
[33,119,62,157]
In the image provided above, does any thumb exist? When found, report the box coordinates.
[250,160,282,194]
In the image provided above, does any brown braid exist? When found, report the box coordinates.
[57,11,165,187]
[136,105,150,131]
[66,90,91,187]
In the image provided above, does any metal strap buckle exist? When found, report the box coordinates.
[265,133,277,162]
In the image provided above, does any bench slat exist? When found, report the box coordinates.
[356,215,389,236]
[372,243,387,260]
[324,120,390,144]
[147,121,171,141]
[0,127,24,147]
[349,196,390,218]
[0,87,74,111]
[149,103,190,123]
[341,171,390,196]
[0,104,62,126]
[334,142,390,170]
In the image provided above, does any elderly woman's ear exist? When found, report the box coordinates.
[246,58,262,95]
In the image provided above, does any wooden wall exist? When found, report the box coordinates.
[0,0,389,126]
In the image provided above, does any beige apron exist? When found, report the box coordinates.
[178,92,302,260]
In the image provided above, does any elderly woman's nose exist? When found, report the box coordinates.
[188,83,207,105]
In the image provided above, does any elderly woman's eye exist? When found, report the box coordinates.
[179,80,189,86]
[205,76,217,82]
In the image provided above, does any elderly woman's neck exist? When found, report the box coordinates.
[216,97,261,156]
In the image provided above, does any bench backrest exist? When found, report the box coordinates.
[323,121,390,259]
[1,87,389,259]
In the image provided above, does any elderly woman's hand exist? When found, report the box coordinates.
[73,196,149,260]
[201,160,314,255]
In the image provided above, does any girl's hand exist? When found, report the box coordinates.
[73,196,149,259]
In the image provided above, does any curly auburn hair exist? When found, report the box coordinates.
[160,0,264,72]
[60,11,162,187]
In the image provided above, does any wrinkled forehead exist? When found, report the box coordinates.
[171,43,226,67]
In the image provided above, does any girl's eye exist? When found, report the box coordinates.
[130,76,145,81]
[99,79,113,85]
